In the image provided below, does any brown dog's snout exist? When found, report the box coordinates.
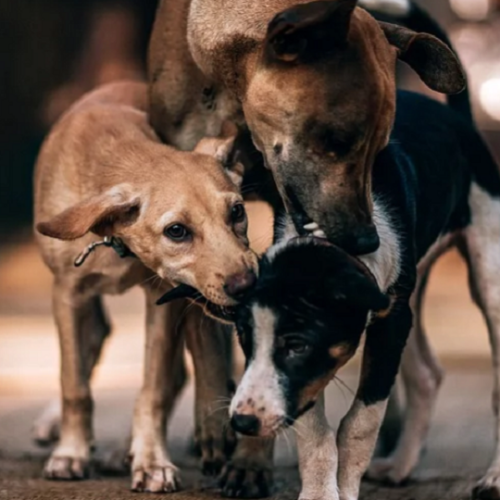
[224,269,256,300]
[230,413,261,436]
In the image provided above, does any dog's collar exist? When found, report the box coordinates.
[74,236,136,267]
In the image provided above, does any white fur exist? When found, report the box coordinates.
[358,0,411,17]
[157,210,179,230]
[296,393,340,500]
[464,184,500,494]
[337,399,388,500]
[359,199,401,292]
[230,305,287,435]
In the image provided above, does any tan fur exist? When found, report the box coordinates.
[34,81,257,490]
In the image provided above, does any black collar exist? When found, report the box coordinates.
[74,236,136,267]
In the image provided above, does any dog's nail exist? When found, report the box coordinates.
[303,222,318,231]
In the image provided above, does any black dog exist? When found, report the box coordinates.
[227,90,500,500]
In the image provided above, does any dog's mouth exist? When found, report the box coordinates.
[285,187,326,239]
[156,284,236,323]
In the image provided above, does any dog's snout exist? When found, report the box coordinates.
[341,225,380,256]
[224,269,256,299]
[230,413,261,436]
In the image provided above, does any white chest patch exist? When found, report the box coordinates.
[359,199,401,292]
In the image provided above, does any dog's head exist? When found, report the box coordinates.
[228,238,390,437]
[241,0,465,254]
[36,137,258,306]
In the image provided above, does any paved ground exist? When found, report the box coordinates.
[0,226,497,500]
[1,363,496,500]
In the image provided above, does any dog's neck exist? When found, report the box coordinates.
[272,198,401,293]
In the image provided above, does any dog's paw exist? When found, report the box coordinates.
[44,455,90,480]
[196,414,237,476]
[219,457,273,498]
[131,464,180,493]
[365,457,410,485]
[473,471,500,499]
[33,400,61,447]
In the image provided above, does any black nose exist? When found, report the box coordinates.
[230,413,261,436]
[345,226,380,255]
[224,270,257,300]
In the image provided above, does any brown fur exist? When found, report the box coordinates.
[148,0,465,252]
[298,344,355,411]
[34,81,257,490]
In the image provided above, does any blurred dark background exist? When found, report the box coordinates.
[0,0,158,240]
[0,0,499,243]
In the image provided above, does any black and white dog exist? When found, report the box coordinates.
[227,90,500,500]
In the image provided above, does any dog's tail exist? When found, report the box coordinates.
[366,0,473,123]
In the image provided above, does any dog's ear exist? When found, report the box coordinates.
[265,0,357,62]
[324,259,390,313]
[36,185,140,240]
[379,22,466,94]
[195,136,245,187]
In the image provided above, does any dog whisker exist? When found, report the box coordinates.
[333,375,354,397]
[205,404,230,420]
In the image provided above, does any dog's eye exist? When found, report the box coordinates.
[285,339,310,357]
[164,224,191,242]
[231,203,246,224]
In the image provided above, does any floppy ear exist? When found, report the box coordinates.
[195,136,245,188]
[329,265,390,313]
[379,22,466,94]
[265,0,357,62]
[36,185,140,240]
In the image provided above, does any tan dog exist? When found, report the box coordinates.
[34,81,257,492]
[149,0,464,256]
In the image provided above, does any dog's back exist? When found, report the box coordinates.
[34,81,155,222]
[373,90,500,263]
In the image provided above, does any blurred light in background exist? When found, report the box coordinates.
[480,78,500,120]
[450,0,493,21]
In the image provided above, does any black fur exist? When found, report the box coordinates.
[236,240,389,419]
[235,90,500,415]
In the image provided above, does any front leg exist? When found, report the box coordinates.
[130,286,186,493]
[219,436,274,498]
[337,301,413,500]
[184,307,237,476]
[296,393,339,500]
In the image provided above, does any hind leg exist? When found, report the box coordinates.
[368,259,444,484]
[44,285,111,480]
[34,295,110,447]
[460,185,500,499]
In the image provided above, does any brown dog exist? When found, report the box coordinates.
[149,0,465,256]
[148,1,465,496]
[34,81,257,492]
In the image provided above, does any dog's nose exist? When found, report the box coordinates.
[344,226,380,255]
[230,413,261,436]
[224,270,256,300]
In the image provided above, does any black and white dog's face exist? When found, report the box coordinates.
[229,239,390,437]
